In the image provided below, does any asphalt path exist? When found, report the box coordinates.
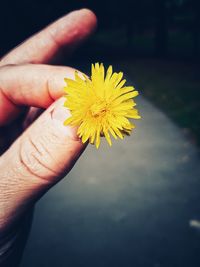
[21,96,200,267]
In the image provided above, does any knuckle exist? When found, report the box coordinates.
[19,134,60,182]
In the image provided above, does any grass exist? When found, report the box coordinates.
[119,59,200,147]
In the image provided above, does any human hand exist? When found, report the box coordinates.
[0,9,96,265]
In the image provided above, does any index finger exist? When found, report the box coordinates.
[0,64,79,125]
[0,9,97,66]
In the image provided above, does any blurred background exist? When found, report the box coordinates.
[1,0,200,266]
[1,0,199,145]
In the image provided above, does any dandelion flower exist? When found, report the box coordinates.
[63,63,140,148]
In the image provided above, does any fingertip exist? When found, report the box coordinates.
[50,98,82,143]
[78,8,98,29]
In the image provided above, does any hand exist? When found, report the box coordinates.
[0,9,97,266]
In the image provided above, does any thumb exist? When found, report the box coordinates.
[0,98,86,230]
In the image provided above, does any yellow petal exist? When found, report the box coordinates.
[63,63,140,148]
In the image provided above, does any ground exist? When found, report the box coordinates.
[21,93,200,267]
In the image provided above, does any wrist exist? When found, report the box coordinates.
[0,209,34,267]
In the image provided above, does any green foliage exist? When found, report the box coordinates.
[120,59,200,146]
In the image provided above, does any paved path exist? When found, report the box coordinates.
[21,96,200,267]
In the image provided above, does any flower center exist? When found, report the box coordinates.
[90,101,108,117]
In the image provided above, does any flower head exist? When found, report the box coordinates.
[64,63,140,148]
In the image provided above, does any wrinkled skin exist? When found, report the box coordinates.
[0,9,97,266]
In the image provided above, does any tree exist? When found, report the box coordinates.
[154,0,168,57]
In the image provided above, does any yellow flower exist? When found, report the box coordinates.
[64,63,140,148]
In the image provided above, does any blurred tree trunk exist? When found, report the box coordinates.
[154,0,168,57]
[125,1,135,49]
[126,17,134,47]
[192,0,200,58]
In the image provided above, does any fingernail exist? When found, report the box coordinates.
[51,98,80,141]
